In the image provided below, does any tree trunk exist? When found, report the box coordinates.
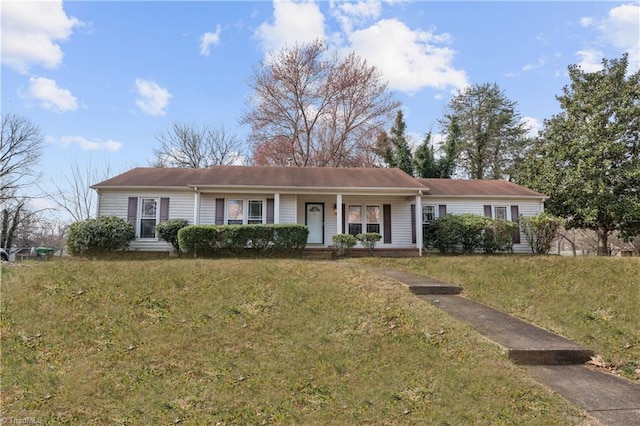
[596,228,610,256]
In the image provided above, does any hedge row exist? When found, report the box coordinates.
[178,224,309,257]
[424,214,518,254]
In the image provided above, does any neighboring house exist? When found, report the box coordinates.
[91,166,547,255]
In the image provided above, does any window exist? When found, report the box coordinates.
[248,200,263,224]
[366,205,380,233]
[422,205,436,224]
[348,205,362,236]
[494,206,508,221]
[422,204,436,238]
[140,198,158,238]
[227,199,264,225]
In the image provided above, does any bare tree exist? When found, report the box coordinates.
[1,113,43,201]
[150,122,244,168]
[43,159,112,222]
[242,39,400,167]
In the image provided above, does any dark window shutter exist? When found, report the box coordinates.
[484,205,492,218]
[411,204,416,244]
[438,204,447,217]
[383,204,391,244]
[342,204,346,234]
[266,198,274,224]
[159,197,170,223]
[127,197,138,226]
[215,198,225,225]
[511,205,521,244]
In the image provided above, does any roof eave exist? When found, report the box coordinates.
[423,194,548,200]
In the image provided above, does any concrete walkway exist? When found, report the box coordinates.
[373,268,640,426]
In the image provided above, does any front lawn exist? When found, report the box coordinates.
[1,259,587,424]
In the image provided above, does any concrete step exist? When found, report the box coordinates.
[419,294,594,365]
[373,269,463,295]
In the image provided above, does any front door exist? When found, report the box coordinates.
[306,203,324,244]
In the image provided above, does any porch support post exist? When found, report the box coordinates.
[193,188,201,225]
[274,193,280,224]
[415,194,423,256]
[336,193,343,234]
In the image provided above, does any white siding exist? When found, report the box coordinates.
[279,194,297,224]
[199,194,217,225]
[97,190,194,252]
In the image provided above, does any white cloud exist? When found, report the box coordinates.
[24,77,78,112]
[522,56,547,72]
[255,0,325,52]
[135,78,172,116]
[345,19,468,93]
[57,135,122,151]
[599,3,640,71]
[330,0,382,33]
[1,0,81,73]
[580,17,594,27]
[521,116,542,138]
[575,49,605,72]
[200,25,222,56]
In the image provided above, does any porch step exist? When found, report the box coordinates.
[373,269,463,295]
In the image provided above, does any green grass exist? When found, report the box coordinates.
[356,255,640,383]
[0,259,589,424]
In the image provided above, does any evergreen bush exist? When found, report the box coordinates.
[67,216,135,257]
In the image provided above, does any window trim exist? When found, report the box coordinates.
[347,204,383,237]
[139,197,159,239]
[422,204,437,225]
[365,205,381,234]
[226,198,266,225]
[347,204,363,236]
[494,205,509,221]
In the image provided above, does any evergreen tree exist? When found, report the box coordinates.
[439,83,529,179]
[518,54,640,255]
[377,110,414,175]
[414,132,440,178]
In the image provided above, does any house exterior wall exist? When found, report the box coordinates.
[98,190,194,251]
[421,196,545,253]
[295,194,415,248]
[95,189,544,254]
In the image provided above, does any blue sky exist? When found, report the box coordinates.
[2,0,639,219]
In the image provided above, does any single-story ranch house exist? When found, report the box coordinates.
[91,166,547,255]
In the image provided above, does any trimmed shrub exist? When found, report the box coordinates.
[356,232,382,255]
[332,234,357,257]
[155,218,190,252]
[482,220,517,253]
[521,213,563,254]
[178,224,308,257]
[459,214,490,253]
[272,225,309,252]
[67,216,135,257]
[425,214,464,254]
[425,214,517,254]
